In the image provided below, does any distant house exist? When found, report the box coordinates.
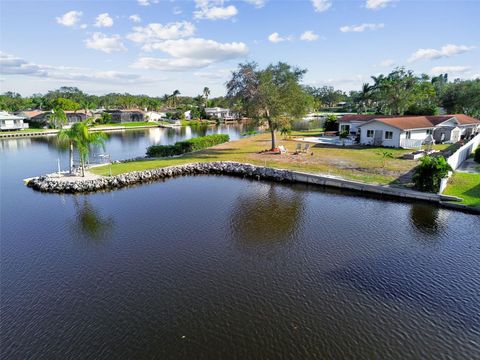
[205,107,238,120]
[145,111,166,121]
[354,114,480,148]
[0,111,28,131]
[104,109,145,123]
[184,110,192,120]
[18,110,91,127]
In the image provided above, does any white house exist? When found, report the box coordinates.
[357,115,480,149]
[0,111,29,131]
[205,107,237,120]
[145,111,166,121]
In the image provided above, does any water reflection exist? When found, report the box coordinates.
[409,203,446,236]
[69,197,115,244]
[229,181,305,246]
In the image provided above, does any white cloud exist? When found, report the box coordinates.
[127,22,196,47]
[408,44,476,63]
[194,0,238,20]
[194,69,232,80]
[132,57,213,71]
[379,59,395,67]
[129,15,141,23]
[268,32,293,43]
[340,23,384,32]
[244,0,267,8]
[56,10,82,27]
[365,0,393,10]
[138,0,159,6]
[144,38,248,60]
[132,38,248,71]
[80,24,88,29]
[431,66,471,75]
[300,30,319,41]
[94,13,114,28]
[0,52,150,84]
[311,0,331,12]
[85,33,127,53]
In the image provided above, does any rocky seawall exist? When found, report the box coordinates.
[27,161,476,213]
[26,162,294,194]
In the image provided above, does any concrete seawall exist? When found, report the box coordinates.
[25,161,477,213]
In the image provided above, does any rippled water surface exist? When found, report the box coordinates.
[1,126,480,359]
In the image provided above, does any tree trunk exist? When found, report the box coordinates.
[69,142,74,174]
[270,128,276,150]
[80,156,85,177]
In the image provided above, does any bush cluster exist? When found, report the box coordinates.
[146,134,229,157]
[413,155,452,193]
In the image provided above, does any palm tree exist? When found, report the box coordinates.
[203,87,210,108]
[358,83,373,113]
[171,90,181,107]
[58,120,107,176]
[48,107,67,129]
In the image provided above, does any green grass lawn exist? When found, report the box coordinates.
[0,128,54,134]
[91,133,416,185]
[443,172,480,207]
[94,121,169,128]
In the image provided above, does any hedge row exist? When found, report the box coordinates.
[146,134,230,157]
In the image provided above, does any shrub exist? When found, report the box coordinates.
[146,134,229,157]
[413,155,452,193]
[474,145,480,163]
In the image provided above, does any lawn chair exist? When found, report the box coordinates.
[295,143,302,153]
[278,145,287,154]
[303,144,310,153]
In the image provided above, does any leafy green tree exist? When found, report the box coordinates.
[226,61,312,149]
[413,155,452,193]
[323,114,338,131]
[441,79,480,117]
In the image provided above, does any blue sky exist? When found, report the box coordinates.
[1,0,479,97]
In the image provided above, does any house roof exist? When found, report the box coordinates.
[359,115,480,130]
[352,114,480,130]
[338,114,399,122]
[20,110,45,118]
[450,114,480,125]
[0,111,26,120]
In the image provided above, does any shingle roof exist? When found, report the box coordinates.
[359,115,480,130]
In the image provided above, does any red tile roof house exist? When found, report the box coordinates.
[338,114,480,149]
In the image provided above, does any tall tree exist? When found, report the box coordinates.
[203,87,211,108]
[58,120,107,176]
[171,90,181,107]
[226,61,312,149]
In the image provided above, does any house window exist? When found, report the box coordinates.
[385,131,393,140]
[405,131,411,139]
[426,129,433,135]
[366,130,374,138]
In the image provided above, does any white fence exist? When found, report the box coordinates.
[399,138,423,150]
[439,133,480,193]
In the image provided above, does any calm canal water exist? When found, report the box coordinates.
[1,125,479,359]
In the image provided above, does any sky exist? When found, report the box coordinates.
[1,0,479,97]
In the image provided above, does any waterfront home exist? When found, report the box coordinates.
[356,115,480,149]
[104,109,145,123]
[145,111,166,121]
[0,111,29,131]
[18,110,91,128]
[205,107,238,120]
